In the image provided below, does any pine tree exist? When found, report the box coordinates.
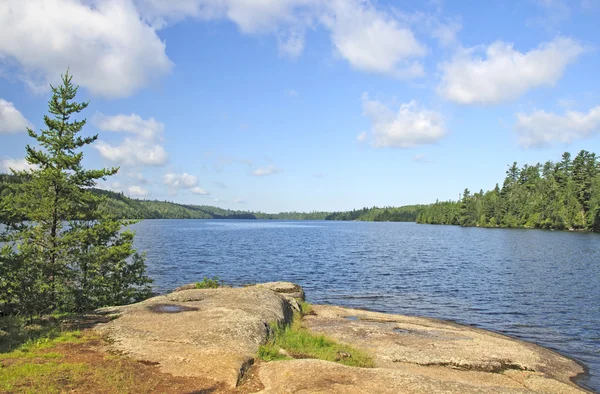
[0,71,151,316]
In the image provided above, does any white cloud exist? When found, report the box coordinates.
[0,158,36,173]
[213,181,228,189]
[93,113,168,166]
[0,0,172,98]
[252,165,282,176]
[232,198,246,204]
[191,186,209,195]
[286,89,299,97]
[361,94,447,148]
[136,0,425,78]
[438,37,584,105]
[163,172,199,188]
[93,113,164,140]
[0,99,32,134]
[515,106,600,147]
[356,132,368,142]
[94,140,167,166]
[127,185,149,197]
[322,0,426,78]
[137,0,316,55]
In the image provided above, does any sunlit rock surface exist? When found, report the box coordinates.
[95,283,589,393]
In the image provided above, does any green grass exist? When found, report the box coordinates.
[0,329,83,360]
[0,361,90,393]
[298,301,313,315]
[194,276,222,289]
[0,315,82,354]
[0,325,91,393]
[258,304,375,368]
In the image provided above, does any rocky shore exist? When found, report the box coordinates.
[95,282,589,393]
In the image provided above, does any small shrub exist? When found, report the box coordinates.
[194,277,222,289]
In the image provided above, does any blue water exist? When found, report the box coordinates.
[130,220,600,391]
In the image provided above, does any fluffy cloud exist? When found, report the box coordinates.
[437,37,584,105]
[93,113,164,140]
[0,158,36,173]
[0,99,32,134]
[361,94,446,148]
[127,185,149,197]
[191,187,209,195]
[0,0,172,98]
[93,113,168,166]
[252,165,282,176]
[163,173,210,195]
[232,198,246,204]
[164,172,199,188]
[95,140,168,166]
[515,106,600,147]
[322,0,426,78]
[0,0,431,96]
[137,0,315,57]
[136,0,426,78]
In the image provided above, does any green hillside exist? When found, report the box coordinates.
[1,174,420,222]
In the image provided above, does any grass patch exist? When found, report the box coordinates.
[298,301,313,315]
[0,330,84,359]
[0,326,219,393]
[258,304,375,368]
[0,361,90,393]
[0,314,83,354]
[194,276,222,289]
[0,325,92,393]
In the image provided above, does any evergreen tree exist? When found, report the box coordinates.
[0,71,151,316]
[417,151,600,232]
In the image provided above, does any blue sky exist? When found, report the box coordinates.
[1,0,600,212]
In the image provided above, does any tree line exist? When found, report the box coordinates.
[417,151,600,232]
[2,179,423,222]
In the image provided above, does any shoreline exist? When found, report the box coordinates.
[315,301,592,392]
[94,282,592,393]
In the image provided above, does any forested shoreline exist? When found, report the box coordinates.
[417,150,600,232]
[5,150,600,231]
[1,175,421,222]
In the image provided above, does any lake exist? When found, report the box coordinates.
[130,220,600,392]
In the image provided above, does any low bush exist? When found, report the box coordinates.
[194,277,222,289]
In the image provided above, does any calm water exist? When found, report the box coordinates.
[130,220,600,392]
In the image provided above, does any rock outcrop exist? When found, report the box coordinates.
[254,282,305,301]
[275,305,587,394]
[94,282,589,393]
[95,286,293,387]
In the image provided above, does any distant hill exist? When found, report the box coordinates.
[1,174,421,222]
